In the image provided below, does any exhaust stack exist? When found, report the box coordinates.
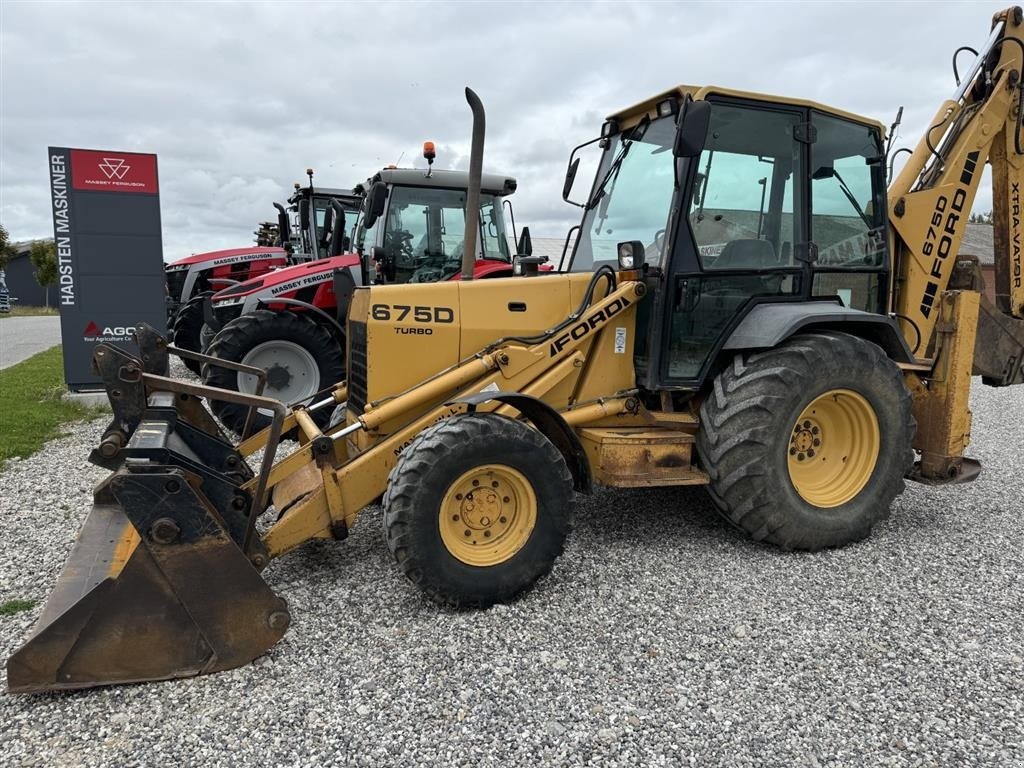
[461,87,485,281]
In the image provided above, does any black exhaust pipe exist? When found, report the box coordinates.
[461,87,485,281]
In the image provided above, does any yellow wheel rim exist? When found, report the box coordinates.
[439,464,538,567]
[787,389,880,508]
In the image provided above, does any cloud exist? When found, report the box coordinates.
[0,0,1000,259]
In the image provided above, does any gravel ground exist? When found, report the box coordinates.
[1,373,1022,767]
[0,316,61,369]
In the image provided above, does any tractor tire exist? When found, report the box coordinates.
[384,413,574,608]
[171,291,212,375]
[199,322,217,354]
[697,331,915,551]
[203,309,345,434]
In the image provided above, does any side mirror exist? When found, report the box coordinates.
[562,158,580,203]
[517,226,533,257]
[812,165,836,180]
[363,182,388,229]
[617,240,646,270]
[673,100,711,158]
[298,199,311,233]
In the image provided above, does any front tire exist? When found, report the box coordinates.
[383,413,574,607]
[171,291,212,375]
[203,309,345,433]
[697,332,915,551]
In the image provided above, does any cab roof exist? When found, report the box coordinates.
[609,85,887,136]
[358,168,517,197]
[288,187,362,206]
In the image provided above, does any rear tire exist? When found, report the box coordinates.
[203,309,345,433]
[171,292,212,375]
[384,413,574,607]
[697,332,915,551]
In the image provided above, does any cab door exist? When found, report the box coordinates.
[646,98,809,386]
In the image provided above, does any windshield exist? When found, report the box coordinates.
[567,115,677,272]
[369,186,511,283]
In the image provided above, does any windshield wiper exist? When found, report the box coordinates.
[587,116,651,212]
[832,169,873,227]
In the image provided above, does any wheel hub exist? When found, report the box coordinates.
[265,363,292,391]
[790,419,822,461]
[439,465,537,567]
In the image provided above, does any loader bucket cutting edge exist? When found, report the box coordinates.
[6,472,290,694]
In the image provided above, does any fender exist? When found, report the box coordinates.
[449,391,591,492]
[722,301,917,362]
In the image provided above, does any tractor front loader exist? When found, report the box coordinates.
[10,5,1024,695]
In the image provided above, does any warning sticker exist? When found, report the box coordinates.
[614,327,627,354]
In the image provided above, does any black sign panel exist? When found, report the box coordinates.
[48,147,166,390]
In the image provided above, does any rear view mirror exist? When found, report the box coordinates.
[674,100,711,158]
[298,199,311,233]
[363,182,388,229]
[812,165,836,180]
[562,158,580,203]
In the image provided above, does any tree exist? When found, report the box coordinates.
[0,223,18,270]
[969,211,993,224]
[29,240,57,307]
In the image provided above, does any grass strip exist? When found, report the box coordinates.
[0,346,105,464]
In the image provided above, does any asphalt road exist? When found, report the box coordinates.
[0,316,61,369]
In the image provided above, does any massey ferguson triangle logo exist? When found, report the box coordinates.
[83,321,101,336]
[98,157,130,180]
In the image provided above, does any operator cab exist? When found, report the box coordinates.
[563,86,889,388]
[286,178,362,262]
[351,167,518,284]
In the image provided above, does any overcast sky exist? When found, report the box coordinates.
[0,1,1002,260]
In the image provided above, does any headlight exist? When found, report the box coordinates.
[213,296,246,308]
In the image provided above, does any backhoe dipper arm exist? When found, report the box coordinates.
[888,7,1024,350]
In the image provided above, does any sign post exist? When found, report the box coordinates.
[47,148,167,390]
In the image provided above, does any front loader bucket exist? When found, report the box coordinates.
[7,330,291,693]
[7,465,288,694]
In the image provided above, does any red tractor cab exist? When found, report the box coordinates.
[201,164,525,432]
[165,183,361,371]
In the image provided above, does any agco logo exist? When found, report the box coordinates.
[98,158,130,180]
[83,320,136,341]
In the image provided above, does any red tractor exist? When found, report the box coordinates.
[201,163,531,432]
[164,179,361,372]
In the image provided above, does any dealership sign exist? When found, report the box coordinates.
[48,147,166,390]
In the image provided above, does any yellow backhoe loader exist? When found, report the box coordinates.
[8,8,1024,694]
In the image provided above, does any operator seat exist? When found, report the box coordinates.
[713,239,777,269]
